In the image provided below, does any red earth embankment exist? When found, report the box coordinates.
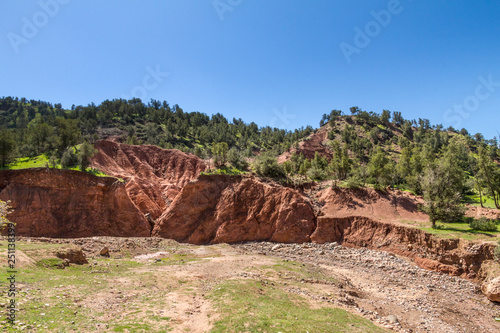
[311,216,495,279]
[152,175,317,244]
[0,168,150,238]
[91,140,207,219]
[316,186,428,223]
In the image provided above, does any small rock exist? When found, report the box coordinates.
[100,247,110,257]
[385,315,399,324]
[481,276,500,302]
[271,244,281,251]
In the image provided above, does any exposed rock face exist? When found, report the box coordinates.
[152,175,316,244]
[91,140,207,219]
[0,169,150,238]
[481,277,500,302]
[312,216,495,278]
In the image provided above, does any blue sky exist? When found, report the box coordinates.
[1,0,499,138]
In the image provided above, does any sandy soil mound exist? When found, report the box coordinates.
[91,140,207,219]
[0,169,150,237]
[152,175,316,244]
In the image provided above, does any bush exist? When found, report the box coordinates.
[60,148,78,168]
[494,241,500,261]
[306,166,326,181]
[469,218,498,232]
[252,154,286,179]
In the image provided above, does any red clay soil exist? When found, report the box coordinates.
[316,186,429,223]
[91,140,207,219]
[0,169,150,238]
[467,205,500,220]
[312,216,495,279]
[278,126,332,163]
[152,175,316,244]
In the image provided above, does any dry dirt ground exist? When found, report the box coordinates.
[1,237,500,332]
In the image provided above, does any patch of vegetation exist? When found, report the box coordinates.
[401,220,500,241]
[200,166,245,176]
[468,217,498,232]
[155,253,201,265]
[268,259,338,284]
[208,280,386,333]
[36,258,66,269]
[5,153,109,177]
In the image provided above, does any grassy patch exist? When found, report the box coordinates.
[4,154,109,177]
[401,220,500,241]
[465,193,499,209]
[267,259,338,284]
[208,280,386,333]
[155,253,201,265]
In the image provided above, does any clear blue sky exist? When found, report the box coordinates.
[1,0,499,138]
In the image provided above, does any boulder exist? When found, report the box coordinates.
[56,248,88,265]
[482,277,500,302]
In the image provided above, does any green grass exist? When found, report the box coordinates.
[200,166,246,176]
[464,193,499,209]
[267,259,338,284]
[401,220,500,241]
[208,280,387,333]
[4,154,109,177]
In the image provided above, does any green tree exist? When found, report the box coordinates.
[211,142,229,167]
[0,129,15,168]
[57,118,81,154]
[227,147,248,170]
[420,154,465,228]
[475,146,500,209]
[78,142,97,171]
[252,154,285,178]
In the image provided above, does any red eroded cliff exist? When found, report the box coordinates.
[316,186,428,223]
[152,175,316,244]
[91,140,207,219]
[0,169,150,238]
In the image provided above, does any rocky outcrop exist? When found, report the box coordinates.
[0,169,150,238]
[152,175,316,244]
[91,140,207,219]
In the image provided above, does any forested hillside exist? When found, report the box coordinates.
[1,96,499,227]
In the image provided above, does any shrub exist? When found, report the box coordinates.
[469,217,498,232]
[60,148,78,168]
[306,166,326,181]
[252,154,286,179]
[494,241,500,262]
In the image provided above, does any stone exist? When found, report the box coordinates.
[100,247,110,257]
[56,248,88,265]
[481,277,500,302]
